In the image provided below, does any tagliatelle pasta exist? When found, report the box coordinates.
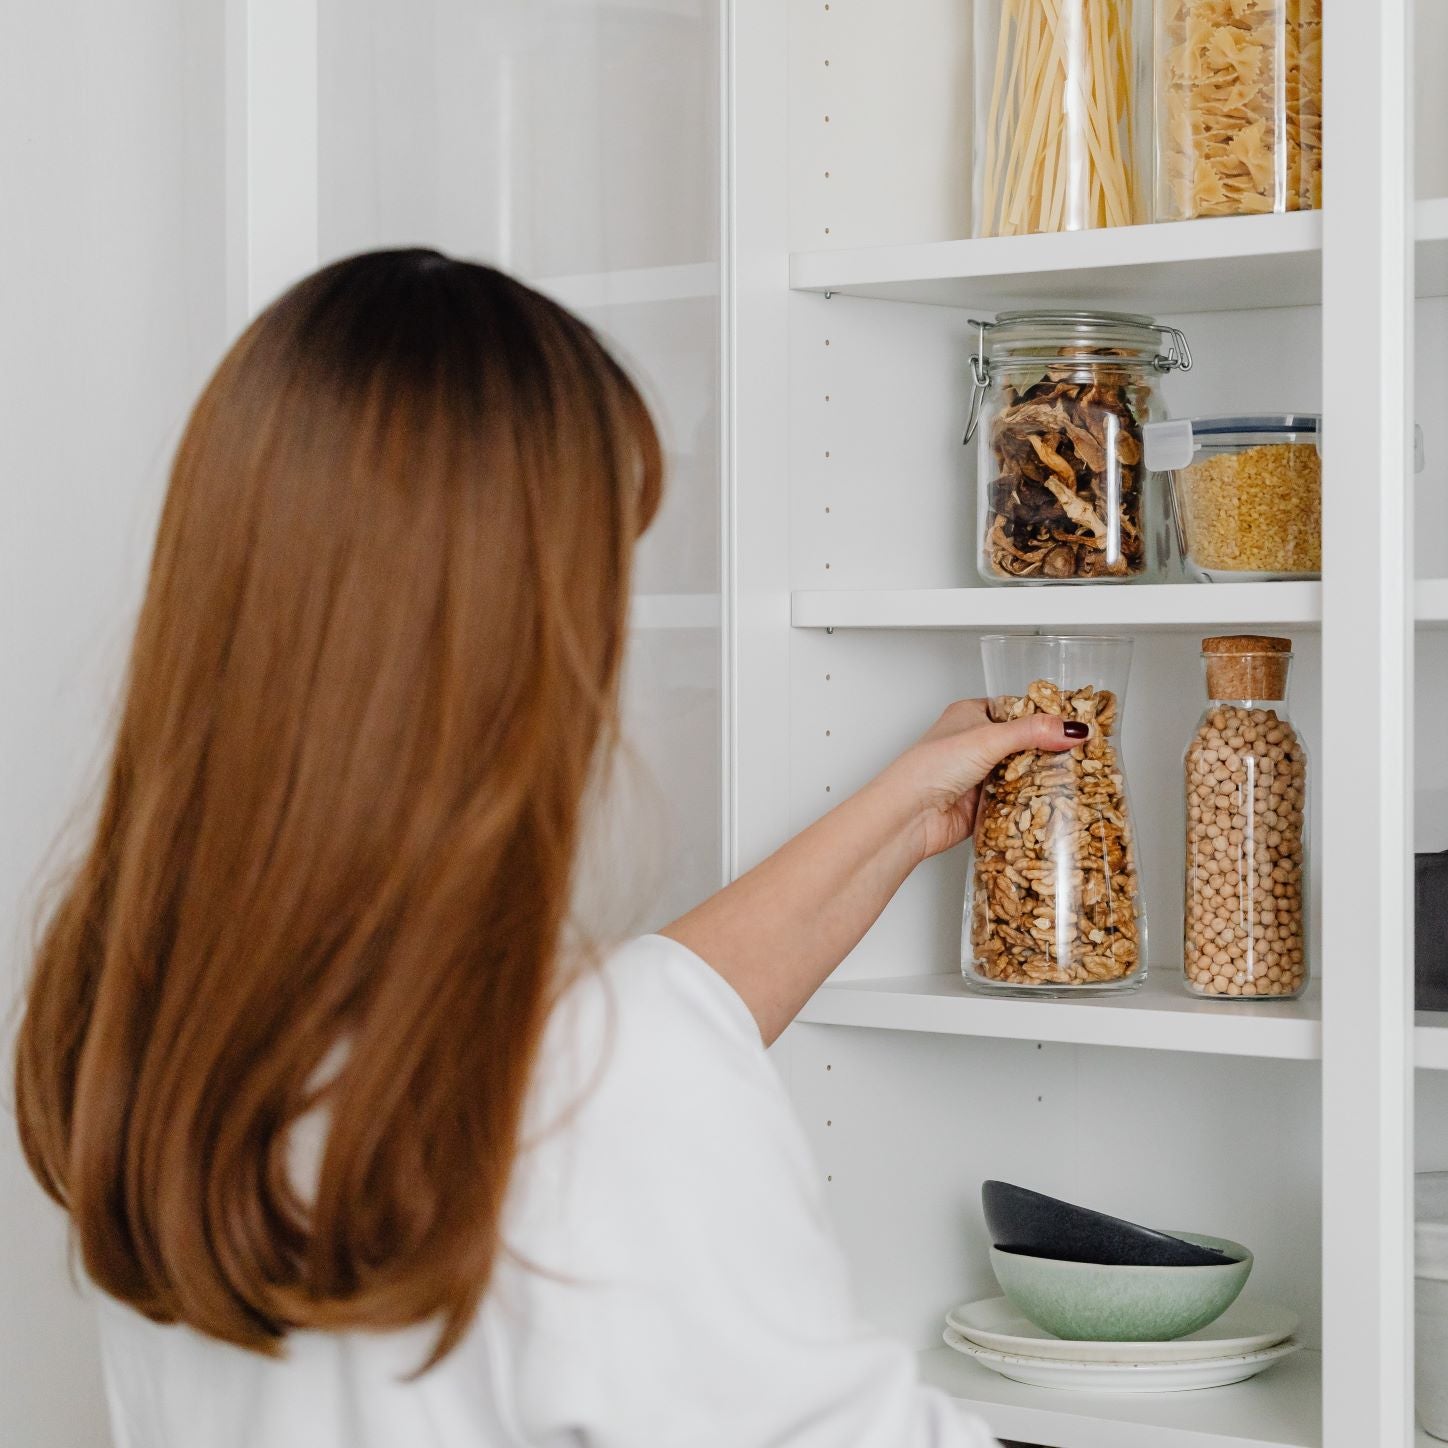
[1155,0,1322,220]
[976,0,1143,238]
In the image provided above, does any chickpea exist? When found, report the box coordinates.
[1184,701,1307,999]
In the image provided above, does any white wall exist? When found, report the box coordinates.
[0,4,227,1444]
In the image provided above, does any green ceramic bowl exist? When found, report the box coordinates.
[989,1230,1253,1342]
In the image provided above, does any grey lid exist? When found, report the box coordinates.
[1188,414,1321,435]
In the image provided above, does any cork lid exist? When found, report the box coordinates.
[1201,635,1293,700]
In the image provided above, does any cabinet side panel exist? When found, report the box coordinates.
[787,0,971,251]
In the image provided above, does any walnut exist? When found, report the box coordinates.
[967,682,1143,989]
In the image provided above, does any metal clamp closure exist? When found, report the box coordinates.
[1155,324,1193,374]
[963,317,992,444]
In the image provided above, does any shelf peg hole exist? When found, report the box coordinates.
[825,729,831,736]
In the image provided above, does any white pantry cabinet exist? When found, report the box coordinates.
[228,0,1448,1443]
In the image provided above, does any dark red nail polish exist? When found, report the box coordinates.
[1063,721,1089,739]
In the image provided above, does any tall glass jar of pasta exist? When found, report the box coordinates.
[974,0,1150,237]
[1155,0,1322,220]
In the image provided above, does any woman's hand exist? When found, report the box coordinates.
[665,697,1084,1044]
[881,698,1087,862]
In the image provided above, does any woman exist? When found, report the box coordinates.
[15,251,1085,1447]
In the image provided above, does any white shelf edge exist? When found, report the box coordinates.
[788,199,1448,311]
[629,592,720,630]
[1417,196,1448,244]
[1417,1013,1448,1070]
[921,1344,1321,1448]
[1417,578,1448,626]
[790,211,1323,295]
[803,973,1448,1070]
[790,582,1323,632]
[790,578,1448,631]
[798,972,1322,1061]
[532,261,717,310]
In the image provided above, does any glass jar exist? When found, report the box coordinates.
[1144,415,1322,582]
[974,0,1149,237]
[1154,0,1322,223]
[966,310,1192,585]
[962,636,1146,998]
[1183,636,1309,1000]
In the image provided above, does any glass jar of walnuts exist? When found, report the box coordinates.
[963,635,1146,998]
[1183,636,1309,1000]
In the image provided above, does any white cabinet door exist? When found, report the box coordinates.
[308,0,727,927]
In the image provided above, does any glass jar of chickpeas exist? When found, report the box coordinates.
[1183,636,1308,1000]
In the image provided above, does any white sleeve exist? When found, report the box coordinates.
[496,936,998,1448]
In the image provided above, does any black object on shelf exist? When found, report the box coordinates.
[1418,851,1448,1012]
[982,1180,1231,1268]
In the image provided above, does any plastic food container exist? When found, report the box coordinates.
[1154,0,1322,223]
[962,635,1145,998]
[967,311,1192,586]
[1144,415,1321,582]
[1418,1172,1448,1440]
[974,0,1148,237]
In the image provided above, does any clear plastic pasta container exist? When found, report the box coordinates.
[974,0,1148,237]
[1154,0,1322,222]
[1144,415,1321,582]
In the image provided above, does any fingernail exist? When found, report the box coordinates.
[1062,721,1089,739]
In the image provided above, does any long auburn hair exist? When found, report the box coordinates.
[14,250,662,1362]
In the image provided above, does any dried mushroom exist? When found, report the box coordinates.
[984,368,1147,581]
[969,682,1141,987]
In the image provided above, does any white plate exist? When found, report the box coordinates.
[945,1297,1299,1364]
[941,1326,1301,1393]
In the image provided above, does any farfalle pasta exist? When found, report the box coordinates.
[1155,0,1322,221]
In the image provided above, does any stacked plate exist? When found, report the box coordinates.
[942,1297,1301,1393]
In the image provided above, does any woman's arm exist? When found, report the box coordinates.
[663,699,1087,1044]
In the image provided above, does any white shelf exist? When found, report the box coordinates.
[799,972,1322,1061]
[790,200,1448,314]
[629,592,719,630]
[921,1345,1320,1448]
[1416,1013,1448,1070]
[792,579,1448,632]
[532,261,716,311]
[791,582,1321,633]
[1417,579,1448,627]
[804,974,1448,1069]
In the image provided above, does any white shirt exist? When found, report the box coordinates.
[97,934,996,1447]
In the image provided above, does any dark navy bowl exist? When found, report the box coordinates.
[982,1181,1232,1268]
